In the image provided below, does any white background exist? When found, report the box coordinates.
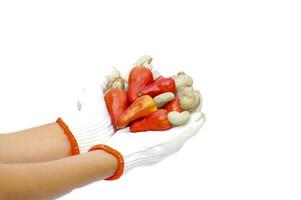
[0,0,301,199]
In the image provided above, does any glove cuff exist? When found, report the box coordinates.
[89,144,124,180]
[56,117,80,156]
[56,115,114,154]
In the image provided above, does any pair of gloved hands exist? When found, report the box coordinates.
[61,67,206,180]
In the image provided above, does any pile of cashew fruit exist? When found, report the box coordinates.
[104,56,202,133]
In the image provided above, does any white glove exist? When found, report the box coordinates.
[58,69,121,154]
[104,109,206,174]
[59,59,206,179]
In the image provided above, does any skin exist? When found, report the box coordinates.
[0,123,118,200]
[0,123,71,163]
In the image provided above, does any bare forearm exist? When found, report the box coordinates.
[0,122,70,163]
[0,151,117,200]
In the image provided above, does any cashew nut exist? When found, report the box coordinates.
[167,111,191,126]
[153,92,175,108]
[172,72,193,92]
[133,55,153,69]
[178,87,202,112]
[104,67,122,91]
[177,86,194,98]
[111,77,125,89]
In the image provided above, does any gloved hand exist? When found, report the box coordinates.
[105,109,205,172]
[58,57,159,154]
[89,104,205,180]
[58,57,205,181]
[88,65,206,180]
[57,69,121,154]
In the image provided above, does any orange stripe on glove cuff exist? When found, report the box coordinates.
[56,117,80,156]
[56,118,124,180]
[89,144,124,181]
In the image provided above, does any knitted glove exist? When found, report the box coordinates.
[56,68,121,155]
[89,108,205,180]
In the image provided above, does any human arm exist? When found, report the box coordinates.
[0,150,117,200]
[0,122,70,163]
[0,82,114,163]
